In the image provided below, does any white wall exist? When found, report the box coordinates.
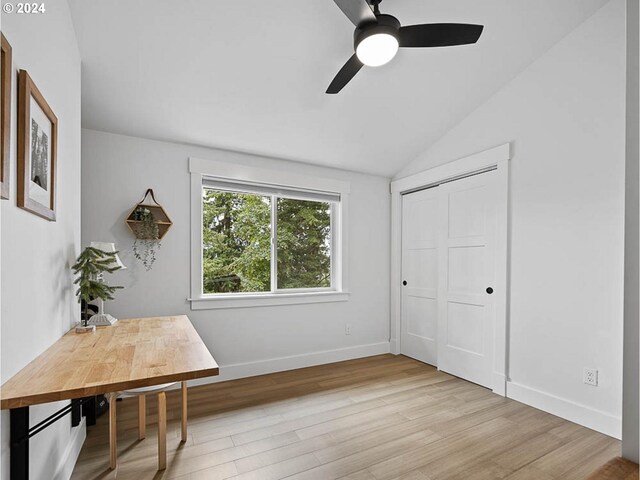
[80,129,391,377]
[622,0,640,463]
[1,1,83,479]
[396,0,626,437]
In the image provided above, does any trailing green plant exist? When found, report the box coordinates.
[72,246,123,327]
[132,207,161,271]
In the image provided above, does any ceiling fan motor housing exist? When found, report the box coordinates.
[353,14,401,49]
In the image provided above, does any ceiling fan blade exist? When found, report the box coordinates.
[399,23,484,48]
[332,0,376,27]
[326,54,364,94]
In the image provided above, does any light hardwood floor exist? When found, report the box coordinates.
[71,354,622,480]
[586,458,639,480]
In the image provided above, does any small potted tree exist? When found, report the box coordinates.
[72,246,123,333]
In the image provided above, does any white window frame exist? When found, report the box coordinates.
[189,157,350,309]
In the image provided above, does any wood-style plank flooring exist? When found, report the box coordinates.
[586,458,639,480]
[71,354,622,480]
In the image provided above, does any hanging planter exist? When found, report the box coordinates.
[125,189,172,270]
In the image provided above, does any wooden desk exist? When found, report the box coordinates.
[0,315,219,479]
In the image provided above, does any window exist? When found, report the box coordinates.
[276,197,332,290]
[202,186,334,294]
[190,157,349,309]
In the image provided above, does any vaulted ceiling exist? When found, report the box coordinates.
[68,0,608,177]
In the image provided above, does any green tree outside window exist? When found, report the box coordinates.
[202,189,332,294]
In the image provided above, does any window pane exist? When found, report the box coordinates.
[277,198,331,289]
[202,189,271,294]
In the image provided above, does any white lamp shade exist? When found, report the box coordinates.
[90,242,126,270]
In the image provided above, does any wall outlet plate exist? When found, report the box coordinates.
[345,323,352,335]
[583,368,598,386]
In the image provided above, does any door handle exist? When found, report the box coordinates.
[486,287,494,294]
[403,281,407,286]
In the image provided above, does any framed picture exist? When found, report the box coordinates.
[17,69,57,221]
[1,33,11,200]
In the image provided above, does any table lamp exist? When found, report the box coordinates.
[89,241,126,325]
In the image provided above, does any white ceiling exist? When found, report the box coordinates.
[68,0,608,177]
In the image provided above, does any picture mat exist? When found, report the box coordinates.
[29,96,52,208]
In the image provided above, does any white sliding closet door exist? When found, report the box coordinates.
[437,171,497,388]
[400,189,439,365]
[401,170,498,388]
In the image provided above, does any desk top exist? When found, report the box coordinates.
[0,315,219,409]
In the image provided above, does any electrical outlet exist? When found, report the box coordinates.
[584,368,598,386]
[345,323,352,335]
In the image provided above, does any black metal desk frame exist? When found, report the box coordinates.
[10,397,97,480]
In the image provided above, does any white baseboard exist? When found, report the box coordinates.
[506,381,621,439]
[54,419,86,480]
[493,373,507,397]
[186,341,391,388]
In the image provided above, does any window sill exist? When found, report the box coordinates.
[189,291,350,310]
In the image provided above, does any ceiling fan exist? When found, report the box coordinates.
[326,0,484,94]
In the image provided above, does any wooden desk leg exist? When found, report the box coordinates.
[138,395,146,440]
[181,381,187,443]
[157,391,167,470]
[10,406,29,480]
[108,393,117,470]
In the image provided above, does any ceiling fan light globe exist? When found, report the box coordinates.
[356,32,399,67]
